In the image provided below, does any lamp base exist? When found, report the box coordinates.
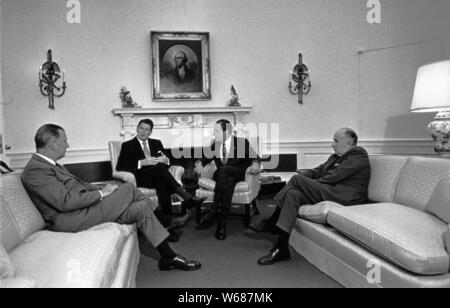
[428,109,450,156]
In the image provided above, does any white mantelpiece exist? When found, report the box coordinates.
[112,106,253,148]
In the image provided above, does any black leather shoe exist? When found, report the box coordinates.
[258,248,291,265]
[215,224,227,241]
[196,213,216,230]
[183,196,207,210]
[250,220,276,233]
[159,256,202,271]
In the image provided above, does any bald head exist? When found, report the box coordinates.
[332,128,358,156]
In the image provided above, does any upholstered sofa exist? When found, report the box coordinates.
[0,173,142,288]
[292,155,450,288]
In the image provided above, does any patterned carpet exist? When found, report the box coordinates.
[136,199,342,288]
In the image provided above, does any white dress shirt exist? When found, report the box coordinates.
[35,153,56,166]
[220,137,232,160]
[137,138,169,169]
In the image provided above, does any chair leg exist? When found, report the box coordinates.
[252,199,260,216]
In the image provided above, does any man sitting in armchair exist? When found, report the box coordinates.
[255,128,371,265]
[194,119,261,240]
[116,119,207,235]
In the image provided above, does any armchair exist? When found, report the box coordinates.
[195,162,261,227]
[108,141,184,202]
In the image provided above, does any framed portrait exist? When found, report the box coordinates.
[151,31,211,101]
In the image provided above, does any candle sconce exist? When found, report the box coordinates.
[289,53,311,104]
[39,50,66,110]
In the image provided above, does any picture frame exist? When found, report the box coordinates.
[151,31,211,101]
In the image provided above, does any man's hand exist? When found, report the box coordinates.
[250,161,261,175]
[140,157,159,167]
[101,184,119,198]
[194,161,204,175]
[156,154,169,165]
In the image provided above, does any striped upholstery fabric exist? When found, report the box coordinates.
[0,173,45,252]
[368,156,410,203]
[394,157,450,211]
[328,203,450,275]
[0,244,14,280]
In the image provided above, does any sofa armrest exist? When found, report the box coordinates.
[112,171,137,186]
[444,226,450,254]
[1,277,36,288]
[201,163,217,180]
[299,201,344,224]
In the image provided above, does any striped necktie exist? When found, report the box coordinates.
[142,141,151,158]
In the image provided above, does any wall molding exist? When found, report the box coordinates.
[8,139,436,170]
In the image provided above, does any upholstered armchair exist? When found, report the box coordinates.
[108,141,184,200]
[195,162,261,227]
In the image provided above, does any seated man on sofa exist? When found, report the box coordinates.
[255,128,371,265]
[21,124,201,272]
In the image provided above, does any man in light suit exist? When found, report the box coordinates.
[22,124,201,271]
[256,128,371,265]
[194,119,261,240]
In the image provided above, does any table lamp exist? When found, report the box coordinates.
[411,60,450,156]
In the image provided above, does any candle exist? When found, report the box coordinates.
[39,66,43,80]
[62,70,65,83]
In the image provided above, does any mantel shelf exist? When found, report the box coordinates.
[112,106,253,116]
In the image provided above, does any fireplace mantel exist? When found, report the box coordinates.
[112,106,253,146]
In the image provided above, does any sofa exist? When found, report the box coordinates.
[292,155,450,288]
[0,173,141,288]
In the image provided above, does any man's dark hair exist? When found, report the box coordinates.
[216,119,233,134]
[35,124,64,149]
[138,119,154,130]
[343,128,358,146]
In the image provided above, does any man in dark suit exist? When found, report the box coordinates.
[195,119,261,240]
[22,124,201,271]
[116,119,206,220]
[256,128,371,265]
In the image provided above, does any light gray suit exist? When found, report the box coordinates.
[21,154,169,247]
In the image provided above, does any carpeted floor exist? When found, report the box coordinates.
[136,199,342,288]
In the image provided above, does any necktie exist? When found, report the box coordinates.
[142,141,151,158]
[222,143,228,165]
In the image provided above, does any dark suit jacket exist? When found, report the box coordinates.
[117,137,167,172]
[301,146,371,205]
[200,136,260,171]
[21,154,103,227]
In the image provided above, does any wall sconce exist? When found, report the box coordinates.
[289,53,311,104]
[39,50,66,110]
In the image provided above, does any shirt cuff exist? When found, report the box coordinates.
[98,190,104,201]
[138,160,142,170]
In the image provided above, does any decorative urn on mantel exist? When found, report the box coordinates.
[112,106,253,147]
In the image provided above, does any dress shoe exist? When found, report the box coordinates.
[215,224,227,241]
[250,219,277,233]
[183,196,207,210]
[168,229,179,243]
[159,255,202,271]
[196,213,216,230]
[257,248,291,265]
[171,211,192,229]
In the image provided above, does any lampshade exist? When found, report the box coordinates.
[411,60,450,113]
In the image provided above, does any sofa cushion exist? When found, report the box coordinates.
[0,244,14,280]
[394,157,450,211]
[0,277,36,288]
[426,172,450,224]
[328,203,450,275]
[0,173,45,252]
[9,223,131,288]
[299,201,344,224]
[445,226,450,254]
[368,156,409,203]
